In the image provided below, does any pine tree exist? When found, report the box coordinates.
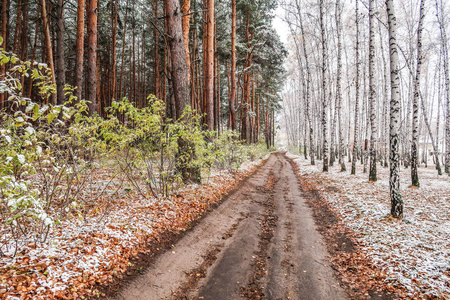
[40,0,57,104]
[75,0,86,102]
[164,0,201,183]
[56,0,66,105]
[87,0,98,114]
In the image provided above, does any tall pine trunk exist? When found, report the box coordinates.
[229,0,237,131]
[241,13,252,142]
[75,0,86,102]
[164,0,201,183]
[119,0,129,101]
[12,0,22,55]
[153,0,160,99]
[40,0,57,104]
[111,0,118,101]
[182,0,190,81]
[19,0,29,94]
[205,0,214,131]
[0,0,9,109]
[86,0,98,114]
[56,0,66,105]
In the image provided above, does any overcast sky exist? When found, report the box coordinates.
[273,5,290,46]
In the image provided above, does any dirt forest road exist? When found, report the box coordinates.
[114,152,347,300]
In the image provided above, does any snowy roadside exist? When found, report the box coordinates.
[0,155,268,299]
[287,152,450,299]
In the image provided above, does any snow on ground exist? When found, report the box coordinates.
[0,157,266,299]
[287,153,450,298]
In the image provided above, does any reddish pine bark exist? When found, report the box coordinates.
[0,0,9,109]
[182,0,191,82]
[205,0,214,131]
[40,0,57,104]
[56,0,66,105]
[119,0,129,100]
[164,0,200,183]
[86,0,98,114]
[12,0,22,54]
[74,0,86,101]
[229,0,237,130]
[20,0,28,59]
[164,0,190,118]
[241,12,252,142]
[154,0,160,99]
[111,0,118,101]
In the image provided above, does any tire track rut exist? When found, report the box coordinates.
[114,152,347,300]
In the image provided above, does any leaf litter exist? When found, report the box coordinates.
[0,158,266,299]
[287,152,450,299]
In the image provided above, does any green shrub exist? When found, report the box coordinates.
[0,38,271,256]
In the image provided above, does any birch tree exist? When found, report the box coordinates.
[351,0,360,175]
[320,0,328,172]
[297,0,315,165]
[386,0,403,218]
[336,0,345,172]
[435,0,450,174]
[411,0,425,187]
[368,0,377,181]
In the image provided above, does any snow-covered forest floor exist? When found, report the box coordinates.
[288,153,450,299]
[0,158,266,299]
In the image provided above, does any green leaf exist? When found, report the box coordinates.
[25,102,35,113]
[1,56,10,64]
[33,103,39,116]
[32,69,39,78]
[47,113,57,124]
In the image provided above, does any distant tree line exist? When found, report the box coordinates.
[281,0,447,217]
[0,0,286,147]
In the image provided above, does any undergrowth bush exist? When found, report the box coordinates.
[0,40,271,257]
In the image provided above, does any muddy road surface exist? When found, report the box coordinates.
[114,152,347,300]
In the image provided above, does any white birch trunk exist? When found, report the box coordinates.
[368,0,377,181]
[386,0,403,218]
[296,0,315,165]
[351,0,360,175]
[411,0,425,186]
[336,0,345,171]
[434,0,450,174]
[320,0,328,172]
